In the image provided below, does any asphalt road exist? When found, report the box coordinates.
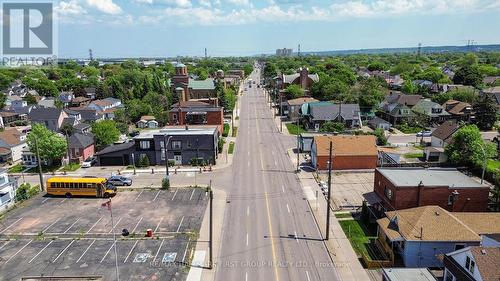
[214,68,339,281]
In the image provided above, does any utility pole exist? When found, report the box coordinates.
[164,135,172,178]
[209,180,213,269]
[34,138,44,192]
[326,141,332,240]
[298,44,301,57]
[279,91,283,132]
[205,48,208,59]
[296,118,300,172]
[89,48,93,61]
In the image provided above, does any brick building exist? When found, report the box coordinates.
[168,101,224,134]
[311,135,378,170]
[169,63,217,103]
[374,168,489,212]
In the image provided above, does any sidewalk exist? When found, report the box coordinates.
[290,149,371,281]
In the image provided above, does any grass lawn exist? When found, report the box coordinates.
[60,163,81,172]
[335,213,353,219]
[338,219,378,259]
[403,152,424,159]
[286,123,306,135]
[228,142,235,154]
[487,159,500,172]
[8,164,25,173]
[231,127,238,137]
[26,165,61,173]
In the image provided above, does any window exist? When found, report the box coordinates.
[465,256,475,273]
[448,195,453,205]
[140,141,150,149]
[454,244,465,251]
[160,141,164,148]
[187,140,192,148]
[444,270,455,281]
[161,148,165,160]
[172,141,182,149]
[172,114,177,121]
[384,187,393,200]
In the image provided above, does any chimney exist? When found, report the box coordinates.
[176,87,186,102]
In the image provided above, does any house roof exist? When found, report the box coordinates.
[188,78,215,90]
[376,167,484,188]
[0,128,24,147]
[170,101,222,112]
[377,206,500,242]
[467,247,500,281]
[382,268,436,281]
[72,96,90,103]
[139,115,156,121]
[368,117,391,127]
[443,100,472,116]
[412,99,450,117]
[61,117,76,127]
[96,141,134,156]
[29,107,62,120]
[305,102,361,121]
[69,107,99,122]
[74,123,91,131]
[384,94,423,107]
[482,86,500,95]
[134,127,218,139]
[431,121,459,142]
[283,73,320,84]
[313,135,378,157]
[69,133,94,149]
[287,97,319,106]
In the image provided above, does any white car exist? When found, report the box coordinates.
[82,156,96,168]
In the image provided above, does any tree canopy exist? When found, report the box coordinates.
[27,124,67,163]
[445,125,496,167]
[92,120,120,149]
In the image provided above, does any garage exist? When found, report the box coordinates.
[95,142,134,166]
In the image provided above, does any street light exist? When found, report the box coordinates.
[164,135,173,178]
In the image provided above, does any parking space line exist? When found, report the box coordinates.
[294,231,299,243]
[152,190,161,202]
[286,204,290,213]
[131,217,143,234]
[182,242,189,262]
[282,185,285,193]
[153,239,164,262]
[246,233,249,246]
[5,240,32,264]
[109,217,122,233]
[247,206,249,216]
[76,239,95,263]
[100,241,116,263]
[43,218,61,233]
[189,189,196,200]
[0,241,10,251]
[306,270,311,281]
[28,241,53,264]
[86,217,102,234]
[53,240,75,263]
[0,217,23,234]
[64,218,80,233]
[60,198,67,204]
[41,198,50,204]
[123,240,138,263]
[154,217,163,233]
[171,188,179,201]
[134,190,144,201]
[176,216,184,233]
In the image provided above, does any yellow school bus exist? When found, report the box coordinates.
[46,177,117,198]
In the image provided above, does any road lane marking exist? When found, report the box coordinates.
[286,204,290,213]
[245,272,248,281]
[182,242,189,262]
[176,216,184,233]
[123,240,138,263]
[109,217,122,233]
[131,217,143,234]
[60,198,67,204]
[248,161,250,167]
[154,217,163,232]
[171,188,179,200]
[100,241,116,263]
[152,190,161,201]
[42,218,61,233]
[246,233,249,246]
[153,239,164,262]
[53,240,75,263]
[5,240,32,264]
[76,239,95,263]
[246,206,249,216]
[28,241,53,264]
[64,218,80,233]
[275,160,278,166]
[189,189,196,200]
[281,185,285,193]
[0,217,23,234]
[41,198,50,204]
[86,217,102,234]
[306,271,311,281]
[134,189,144,201]
[294,231,299,243]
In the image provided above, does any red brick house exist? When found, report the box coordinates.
[311,135,378,170]
[374,168,489,212]
[68,133,95,163]
[168,101,224,134]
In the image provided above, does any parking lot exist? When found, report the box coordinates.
[318,172,375,209]
[0,188,208,281]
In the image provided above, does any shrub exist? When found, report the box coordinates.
[218,138,225,153]
[168,160,176,167]
[161,177,170,190]
[137,154,150,168]
[223,124,230,137]
[15,183,39,202]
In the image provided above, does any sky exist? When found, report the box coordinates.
[51,0,500,58]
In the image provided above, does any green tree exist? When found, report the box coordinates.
[367,61,386,71]
[60,123,74,137]
[91,120,120,149]
[373,128,388,145]
[473,94,497,130]
[453,65,483,87]
[445,125,496,167]
[320,122,345,133]
[402,81,418,94]
[0,73,14,90]
[88,60,100,68]
[27,124,67,163]
[284,84,304,99]
[357,77,386,109]
[138,154,150,167]
[81,66,100,78]
[114,109,130,134]
[23,93,38,105]
[243,64,253,76]
[0,93,6,108]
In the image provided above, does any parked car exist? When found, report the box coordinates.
[129,131,140,137]
[81,156,97,168]
[416,131,432,137]
[107,176,132,186]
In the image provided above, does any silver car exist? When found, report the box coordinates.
[107,176,132,186]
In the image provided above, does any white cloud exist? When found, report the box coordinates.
[199,0,211,7]
[227,0,250,6]
[135,0,154,3]
[87,0,123,14]
[56,0,86,15]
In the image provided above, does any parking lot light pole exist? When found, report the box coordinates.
[209,180,213,269]
[34,138,44,192]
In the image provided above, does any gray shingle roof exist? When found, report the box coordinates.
[29,107,62,120]
[69,133,94,149]
[96,141,134,155]
[308,103,360,121]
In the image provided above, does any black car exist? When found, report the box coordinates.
[129,131,140,137]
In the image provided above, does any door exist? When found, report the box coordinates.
[174,155,182,165]
[314,123,320,132]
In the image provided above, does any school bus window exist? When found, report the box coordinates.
[92,183,96,188]
[78,183,83,189]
